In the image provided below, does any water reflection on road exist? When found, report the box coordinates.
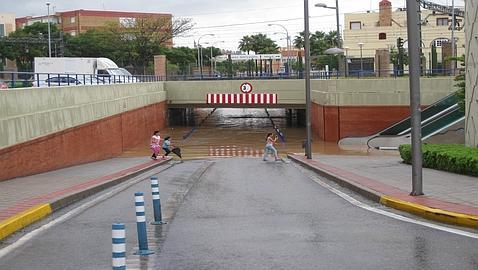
[122,108,398,159]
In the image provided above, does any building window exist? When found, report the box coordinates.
[350,21,361,30]
[379,33,386,40]
[70,31,76,36]
[70,17,76,23]
[0,24,4,37]
[433,38,450,47]
[436,18,449,26]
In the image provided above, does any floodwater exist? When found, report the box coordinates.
[121,108,398,160]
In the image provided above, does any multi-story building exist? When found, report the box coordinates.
[0,13,16,72]
[16,10,173,46]
[342,0,465,73]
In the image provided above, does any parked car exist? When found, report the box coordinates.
[32,75,105,87]
[0,79,8,89]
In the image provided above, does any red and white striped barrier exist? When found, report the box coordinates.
[208,146,265,157]
[206,93,277,104]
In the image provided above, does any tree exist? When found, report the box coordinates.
[65,29,125,64]
[293,30,339,70]
[238,34,278,75]
[0,22,61,71]
[162,46,196,75]
[108,16,194,74]
[453,55,465,112]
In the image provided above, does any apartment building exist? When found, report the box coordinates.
[0,13,16,71]
[16,10,173,46]
[343,0,465,72]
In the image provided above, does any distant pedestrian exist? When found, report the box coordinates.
[262,133,280,161]
[161,136,182,159]
[161,136,172,158]
[150,130,161,160]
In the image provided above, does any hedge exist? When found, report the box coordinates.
[399,144,478,176]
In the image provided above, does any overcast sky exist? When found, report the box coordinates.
[2,0,465,51]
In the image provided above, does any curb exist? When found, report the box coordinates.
[288,154,478,229]
[0,158,170,241]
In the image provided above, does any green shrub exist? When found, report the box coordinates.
[399,144,478,176]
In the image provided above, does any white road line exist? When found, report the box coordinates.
[307,174,478,239]
[0,164,173,259]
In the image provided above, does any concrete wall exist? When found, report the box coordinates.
[0,83,167,181]
[0,83,166,148]
[465,1,478,147]
[166,78,455,107]
[165,80,305,106]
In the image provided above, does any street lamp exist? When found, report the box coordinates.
[315,1,341,48]
[357,42,364,74]
[197,33,214,79]
[268,23,291,75]
[304,0,312,159]
[205,40,225,77]
[46,2,51,57]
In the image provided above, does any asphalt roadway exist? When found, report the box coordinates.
[1,158,477,270]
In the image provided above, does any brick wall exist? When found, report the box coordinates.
[312,103,410,142]
[0,102,166,181]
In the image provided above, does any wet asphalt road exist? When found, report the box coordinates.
[1,158,477,270]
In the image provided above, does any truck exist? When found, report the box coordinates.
[33,57,136,86]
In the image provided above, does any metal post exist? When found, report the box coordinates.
[133,192,154,255]
[406,0,423,196]
[335,0,341,48]
[47,2,51,58]
[199,46,203,79]
[150,176,166,225]
[304,0,312,159]
[210,46,213,77]
[112,223,126,270]
[451,0,456,75]
[359,43,364,74]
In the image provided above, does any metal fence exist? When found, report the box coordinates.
[0,69,457,88]
[0,72,164,88]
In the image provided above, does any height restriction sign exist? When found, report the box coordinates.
[240,82,253,93]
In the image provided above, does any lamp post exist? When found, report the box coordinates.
[304,0,312,159]
[315,1,341,48]
[406,0,423,196]
[268,23,291,75]
[197,34,214,79]
[205,41,225,77]
[357,42,364,75]
[46,2,51,57]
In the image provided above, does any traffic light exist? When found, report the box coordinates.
[397,37,404,49]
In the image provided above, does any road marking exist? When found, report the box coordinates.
[306,174,478,239]
[0,165,173,260]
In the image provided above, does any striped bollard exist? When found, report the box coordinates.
[112,223,126,270]
[150,176,166,225]
[133,192,154,255]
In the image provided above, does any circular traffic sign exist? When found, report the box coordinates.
[240,82,253,93]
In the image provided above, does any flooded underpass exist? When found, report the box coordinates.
[122,108,399,159]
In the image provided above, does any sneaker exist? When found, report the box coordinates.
[275,158,281,161]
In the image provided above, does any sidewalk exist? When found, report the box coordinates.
[289,154,478,229]
[0,157,170,241]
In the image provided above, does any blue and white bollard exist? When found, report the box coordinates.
[150,176,166,225]
[112,223,126,270]
[133,192,154,255]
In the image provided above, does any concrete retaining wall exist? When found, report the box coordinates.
[0,83,167,181]
[0,82,166,148]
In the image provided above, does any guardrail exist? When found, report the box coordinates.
[0,68,457,88]
[0,71,164,88]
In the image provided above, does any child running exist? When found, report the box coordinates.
[150,130,161,160]
[262,133,280,161]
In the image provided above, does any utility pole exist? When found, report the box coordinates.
[304,0,312,159]
[406,0,423,196]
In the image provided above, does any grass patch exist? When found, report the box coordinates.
[399,144,478,176]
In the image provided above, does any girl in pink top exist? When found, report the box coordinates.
[150,130,161,160]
